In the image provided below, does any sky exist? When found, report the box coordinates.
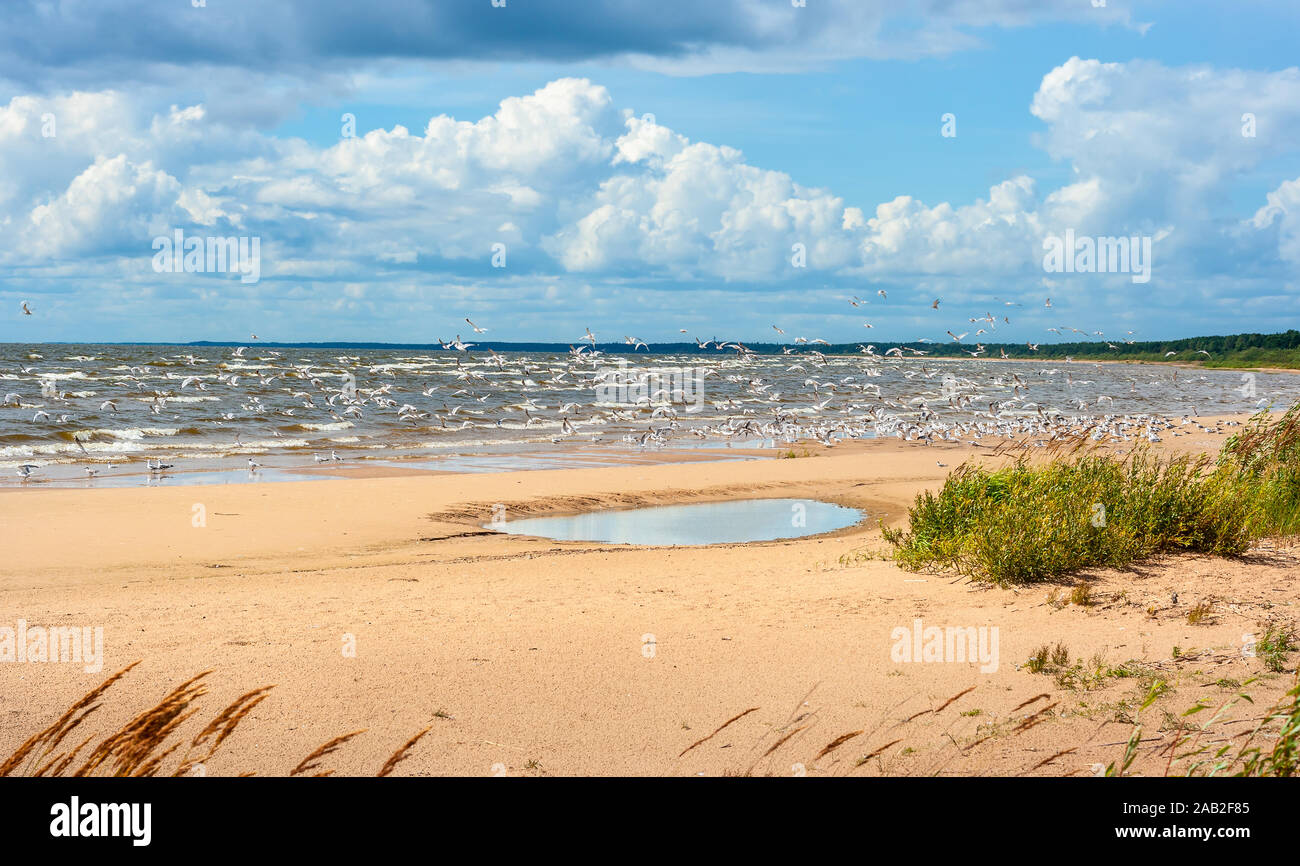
[1,0,1298,346]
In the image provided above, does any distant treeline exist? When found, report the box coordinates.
[180,330,1300,368]
[842,329,1300,367]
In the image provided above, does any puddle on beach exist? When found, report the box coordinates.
[486,498,861,546]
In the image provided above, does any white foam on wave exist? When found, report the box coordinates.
[294,421,354,431]
[35,371,90,381]
[83,426,182,439]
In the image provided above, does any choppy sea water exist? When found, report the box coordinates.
[1,343,1294,485]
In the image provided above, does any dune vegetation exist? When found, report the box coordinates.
[883,404,1300,586]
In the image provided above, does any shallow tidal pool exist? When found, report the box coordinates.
[485,498,862,546]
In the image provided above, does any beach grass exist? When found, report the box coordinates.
[883,404,1300,585]
[1218,402,1300,537]
[1108,672,1299,777]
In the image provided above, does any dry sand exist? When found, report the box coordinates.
[1,414,1296,777]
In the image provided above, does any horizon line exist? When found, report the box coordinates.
[2,328,1297,353]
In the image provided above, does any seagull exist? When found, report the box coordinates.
[247,458,262,470]
[17,464,37,479]
[931,299,941,310]
[1044,298,1052,308]
[21,301,33,315]
[465,318,488,334]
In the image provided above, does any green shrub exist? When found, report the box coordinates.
[883,450,1260,585]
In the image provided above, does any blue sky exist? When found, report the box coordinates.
[1,0,1298,345]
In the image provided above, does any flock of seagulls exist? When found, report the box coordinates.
[5,298,1262,483]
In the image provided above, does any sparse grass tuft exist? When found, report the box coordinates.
[1258,624,1297,674]
[1112,673,1300,777]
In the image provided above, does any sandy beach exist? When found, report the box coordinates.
[2,413,1295,777]
[7,7,1300,850]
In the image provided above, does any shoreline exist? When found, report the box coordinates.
[3,404,1287,489]
[0,441,778,488]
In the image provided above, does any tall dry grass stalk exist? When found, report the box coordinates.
[290,730,368,777]
[2,662,435,777]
